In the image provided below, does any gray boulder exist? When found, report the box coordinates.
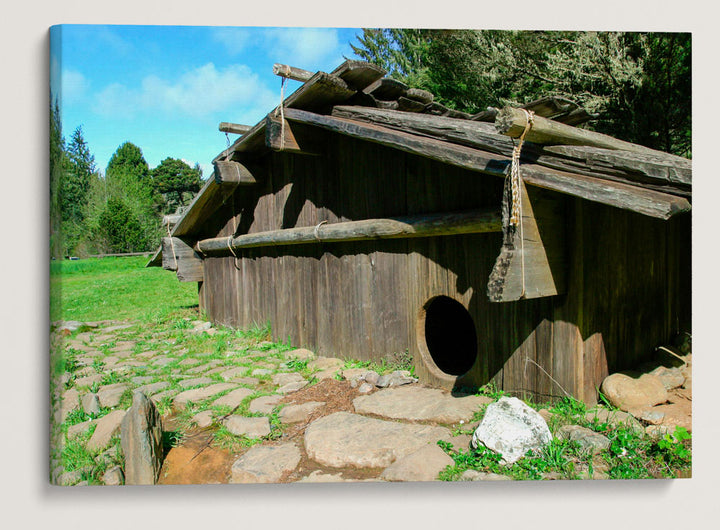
[471,397,551,464]
[556,425,610,455]
[120,392,164,485]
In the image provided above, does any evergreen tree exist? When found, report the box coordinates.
[49,98,65,258]
[151,157,203,214]
[351,29,691,156]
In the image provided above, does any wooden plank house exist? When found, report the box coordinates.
[149,60,691,404]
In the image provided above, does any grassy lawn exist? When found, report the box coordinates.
[50,256,198,323]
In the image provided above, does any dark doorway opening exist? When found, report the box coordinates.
[422,296,477,376]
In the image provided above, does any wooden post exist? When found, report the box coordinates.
[195,209,502,256]
[162,237,204,282]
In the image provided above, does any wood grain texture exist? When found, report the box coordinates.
[193,125,691,402]
[161,237,204,282]
[196,209,502,255]
[287,108,690,219]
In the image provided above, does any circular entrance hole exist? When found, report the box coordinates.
[421,296,477,376]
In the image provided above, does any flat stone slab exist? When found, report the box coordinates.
[380,444,454,482]
[277,381,307,395]
[248,395,283,414]
[97,383,128,408]
[353,386,491,424]
[230,443,301,483]
[74,374,104,388]
[173,383,237,409]
[224,416,271,438]
[190,410,214,428]
[178,377,213,389]
[304,412,452,469]
[135,381,169,395]
[220,367,248,380]
[87,410,126,451]
[272,372,306,386]
[278,401,325,424]
[211,388,254,408]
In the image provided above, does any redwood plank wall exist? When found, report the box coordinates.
[198,134,691,402]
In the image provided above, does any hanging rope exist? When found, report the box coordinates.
[273,76,287,150]
[166,218,178,270]
[507,109,534,299]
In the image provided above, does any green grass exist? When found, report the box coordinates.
[51,256,198,322]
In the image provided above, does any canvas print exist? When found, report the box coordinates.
[49,26,692,486]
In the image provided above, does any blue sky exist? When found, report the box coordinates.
[50,25,364,177]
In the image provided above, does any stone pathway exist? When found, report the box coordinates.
[49,319,693,486]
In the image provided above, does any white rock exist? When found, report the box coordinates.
[471,397,551,464]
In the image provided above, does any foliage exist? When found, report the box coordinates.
[152,157,203,214]
[352,29,691,156]
[98,198,147,253]
[49,98,65,258]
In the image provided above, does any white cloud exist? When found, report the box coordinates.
[264,28,342,69]
[211,27,252,55]
[92,63,277,119]
[61,70,89,103]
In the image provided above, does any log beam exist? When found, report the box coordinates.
[496,106,667,156]
[273,63,314,82]
[196,209,502,255]
[218,122,252,135]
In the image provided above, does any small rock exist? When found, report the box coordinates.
[341,368,368,383]
[131,376,154,385]
[87,410,126,451]
[81,393,101,415]
[120,392,163,485]
[600,373,668,414]
[224,415,271,438]
[251,368,273,377]
[471,397,551,464]
[584,407,644,434]
[102,466,124,486]
[358,382,374,394]
[375,371,417,388]
[230,443,301,483]
[556,425,610,455]
[649,366,685,390]
[363,371,380,386]
[248,395,283,414]
[645,425,674,438]
[639,409,665,425]
[192,321,212,332]
[284,348,316,361]
[190,410,214,428]
[97,383,128,408]
[380,444,454,482]
[278,402,325,424]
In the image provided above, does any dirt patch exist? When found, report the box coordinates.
[157,431,238,485]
